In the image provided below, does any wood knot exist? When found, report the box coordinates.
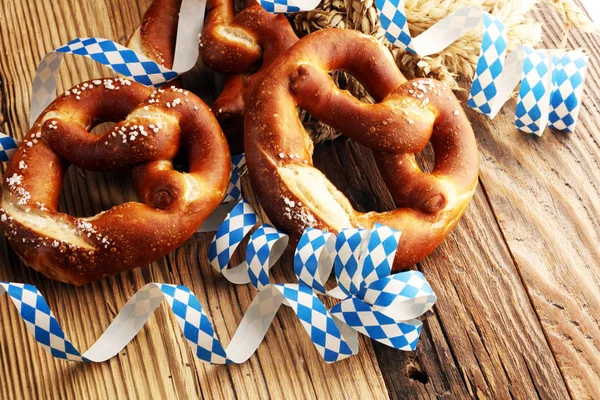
[405,360,429,384]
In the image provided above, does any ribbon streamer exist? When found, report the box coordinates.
[0,133,18,162]
[1,199,436,364]
[29,0,206,126]
[209,199,436,355]
[259,0,320,13]
[375,1,588,135]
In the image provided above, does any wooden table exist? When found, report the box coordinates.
[0,1,598,398]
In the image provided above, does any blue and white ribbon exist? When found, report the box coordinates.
[259,0,320,13]
[1,198,436,364]
[0,132,18,162]
[375,1,588,135]
[29,0,207,126]
[223,154,245,203]
[209,199,436,356]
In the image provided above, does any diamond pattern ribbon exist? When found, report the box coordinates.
[222,154,246,203]
[31,39,179,126]
[29,0,207,126]
[258,0,320,14]
[1,198,436,364]
[208,199,436,357]
[0,133,18,162]
[375,0,588,135]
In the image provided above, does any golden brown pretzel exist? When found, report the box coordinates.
[201,0,299,153]
[245,29,479,270]
[0,78,231,285]
[127,0,182,69]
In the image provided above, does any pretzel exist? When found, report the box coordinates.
[127,0,182,70]
[0,78,231,285]
[201,0,299,153]
[245,29,479,270]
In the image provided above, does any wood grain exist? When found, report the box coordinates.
[314,139,570,399]
[468,3,600,396]
[1,0,600,399]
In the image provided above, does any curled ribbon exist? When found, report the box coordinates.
[208,199,437,359]
[375,1,588,135]
[259,0,320,13]
[0,199,436,364]
[29,0,206,126]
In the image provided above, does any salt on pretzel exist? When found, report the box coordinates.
[126,0,297,152]
[201,0,299,153]
[245,29,479,269]
[0,78,231,285]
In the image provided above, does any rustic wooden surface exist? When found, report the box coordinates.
[0,0,599,399]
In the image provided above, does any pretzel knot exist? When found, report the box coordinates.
[200,0,298,152]
[0,78,231,285]
[245,30,479,270]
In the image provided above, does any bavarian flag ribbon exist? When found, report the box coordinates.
[375,1,588,135]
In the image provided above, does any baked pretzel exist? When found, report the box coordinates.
[127,0,182,69]
[0,78,231,285]
[245,29,479,270]
[201,0,299,153]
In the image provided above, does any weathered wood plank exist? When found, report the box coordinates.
[462,2,600,396]
[314,138,571,399]
[0,0,389,399]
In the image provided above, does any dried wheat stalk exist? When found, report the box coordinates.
[543,0,600,36]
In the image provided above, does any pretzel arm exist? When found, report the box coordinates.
[290,63,434,153]
[127,0,182,69]
[212,75,247,154]
[201,0,261,73]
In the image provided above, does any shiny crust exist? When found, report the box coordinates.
[0,79,231,285]
[126,0,182,68]
[245,29,479,270]
[127,0,298,150]
[200,0,299,149]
